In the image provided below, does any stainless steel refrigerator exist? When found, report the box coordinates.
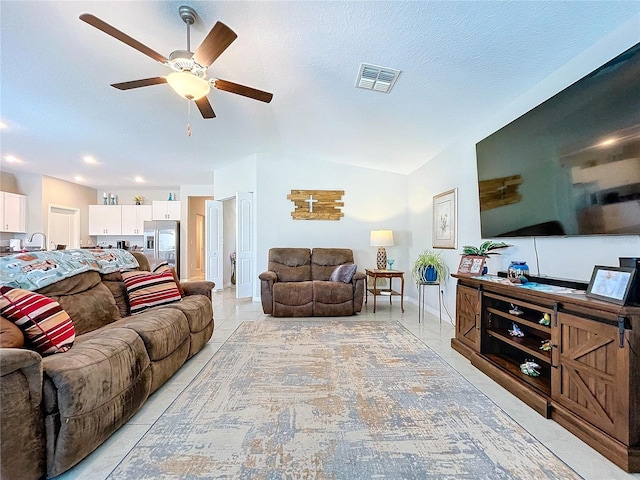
[143,220,180,276]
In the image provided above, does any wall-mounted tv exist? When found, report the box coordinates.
[476,41,640,238]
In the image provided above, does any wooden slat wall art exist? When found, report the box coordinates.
[287,190,345,220]
[479,175,523,211]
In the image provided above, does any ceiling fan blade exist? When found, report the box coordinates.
[214,79,273,103]
[79,14,168,64]
[193,22,237,67]
[195,97,216,119]
[111,77,167,90]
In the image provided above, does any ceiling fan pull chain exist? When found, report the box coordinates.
[187,100,192,137]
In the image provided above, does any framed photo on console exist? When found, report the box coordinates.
[457,255,486,276]
[586,265,636,305]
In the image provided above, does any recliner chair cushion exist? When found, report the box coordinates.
[268,248,312,282]
[273,281,313,316]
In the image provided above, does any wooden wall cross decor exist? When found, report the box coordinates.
[287,190,345,220]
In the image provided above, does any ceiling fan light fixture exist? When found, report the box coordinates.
[166,71,210,100]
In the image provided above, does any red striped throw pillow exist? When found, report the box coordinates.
[0,286,75,355]
[122,270,182,314]
[152,262,184,297]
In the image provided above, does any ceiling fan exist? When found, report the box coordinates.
[79,5,273,119]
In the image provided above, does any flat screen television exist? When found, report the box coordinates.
[476,41,640,238]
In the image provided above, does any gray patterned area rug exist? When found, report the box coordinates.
[109,320,581,479]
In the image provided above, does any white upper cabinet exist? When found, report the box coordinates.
[88,205,122,235]
[152,201,181,220]
[121,205,153,235]
[1,192,27,233]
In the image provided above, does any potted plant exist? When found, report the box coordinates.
[412,249,449,284]
[462,241,511,257]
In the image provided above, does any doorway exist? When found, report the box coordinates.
[188,196,212,281]
[48,205,80,250]
[205,193,254,298]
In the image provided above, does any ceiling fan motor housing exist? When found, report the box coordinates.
[169,50,207,77]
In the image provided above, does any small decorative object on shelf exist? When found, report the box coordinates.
[133,195,144,205]
[520,360,541,377]
[509,323,524,337]
[110,194,116,205]
[508,261,530,282]
[103,192,108,205]
[168,192,173,201]
[509,303,523,316]
[540,340,551,351]
[387,259,395,270]
[539,313,551,326]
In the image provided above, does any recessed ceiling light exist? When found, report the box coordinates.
[83,155,97,164]
[74,175,84,182]
[3,155,22,164]
[134,176,145,183]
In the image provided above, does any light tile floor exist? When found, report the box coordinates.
[57,288,639,479]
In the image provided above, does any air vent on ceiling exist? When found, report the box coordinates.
[355,63,401,93]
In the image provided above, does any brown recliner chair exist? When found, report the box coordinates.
[259,248,365,316]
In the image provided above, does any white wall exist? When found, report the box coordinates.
[213,155,257,200]
[255,153,409,298]
[409,15,640,318]
[4,172,96,248]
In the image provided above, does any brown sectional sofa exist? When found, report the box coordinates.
[259,248,365,316]
[0,251,214,479]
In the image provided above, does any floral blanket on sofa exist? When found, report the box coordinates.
[0,249,139,291]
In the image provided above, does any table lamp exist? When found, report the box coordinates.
[370,229,394,269]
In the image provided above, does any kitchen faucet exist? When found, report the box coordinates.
[28,232,47,250]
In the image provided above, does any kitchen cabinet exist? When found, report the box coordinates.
[121,205,152,235]
[152,201,181,220]
[0,191,27,233]
[88,205,122,235]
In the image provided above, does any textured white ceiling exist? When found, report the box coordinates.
[1,1,639,189]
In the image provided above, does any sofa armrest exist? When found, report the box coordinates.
[181,281,215,300]
[1,348,46,480]
[352,271,366,313]
[258,271,277,282]
[0,348,43,407]
[352,271,366,282]
[259,271,277,315]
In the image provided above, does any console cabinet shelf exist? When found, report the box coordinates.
[452,274,640,472]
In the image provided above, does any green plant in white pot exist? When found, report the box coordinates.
[412,249,449,284]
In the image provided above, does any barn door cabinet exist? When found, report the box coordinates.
[451,275,640,472]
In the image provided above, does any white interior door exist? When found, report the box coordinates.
[48,205,80,249]
[205,200,223,291]
[236,192,254,299]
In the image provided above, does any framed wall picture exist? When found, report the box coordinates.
[586,265,636,305]
[433,188,457,249]
[457,255,486,276]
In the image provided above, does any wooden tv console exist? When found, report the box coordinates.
[451,274,640,472]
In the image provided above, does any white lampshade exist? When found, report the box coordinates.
[166,72,210,100]
[370,229,394,247]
